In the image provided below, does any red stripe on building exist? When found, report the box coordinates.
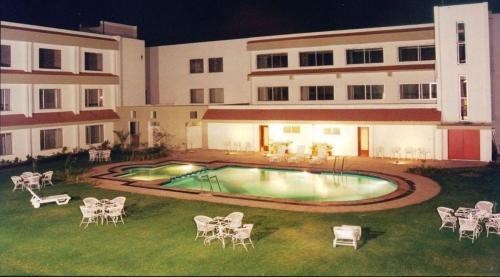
[0,110,120,127]
[203,108,442,122]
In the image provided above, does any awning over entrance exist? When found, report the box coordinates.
[203,108,441,122]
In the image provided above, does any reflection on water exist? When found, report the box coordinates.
[165,167,397,202]
[120,163,205,181]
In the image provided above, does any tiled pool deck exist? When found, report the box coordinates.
[85,150,486,213]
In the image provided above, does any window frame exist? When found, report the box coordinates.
[40,128,63,151]
[347,85,384,100]
[256,53,288,69]
[85,125,104,145]
[459,76,468,120]
[0,88,11,111]
[300,86,334,101]
[84,52,103,71]
[189,59,204,74]
[1,44,11,67]
[0,133,13,155]
[299,51,334,67]
[257,87,289,101]
[346,48,384,64]
[190,89,204,104]
[457,22,466,64]
[398,45,435,62]
[84,88,104,107]
[208,57,223,73]
[39,89,62,110]
[209,88,224,104]
[38,48,61,70]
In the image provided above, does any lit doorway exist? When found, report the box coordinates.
[259,125,269,152]
[358,127,369,157]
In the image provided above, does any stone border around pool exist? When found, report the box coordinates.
[84,159,439,213]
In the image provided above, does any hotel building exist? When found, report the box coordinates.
[0,21,145,160]
[1,2,499,162]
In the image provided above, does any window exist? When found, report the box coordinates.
[324,128,341,135]
[257,87,289,101]
[300,86,334,100]
[84,89,103,107]
[209,88,224,103]
[150,121,160,127]
[299,51,333,66]
[130,111,136,119]
[39,89,61,109]
[460,76,468,120]
[400,83,437,99]
[346,48,383,64]
[85,125,104,144]
[190,111,198,119]
[0,133,12,155]
[190,59,203,73]
[1,45,11,67]
[347,85,384,100]
[84,52,103,71]
[283,126,300,134]
[208,57,223,72]
[40,128,62,150]
[0,89,10,111]
[190,89,204,103]
[151,111,157,119]
[398,45,435,61]
[457,22,466,64]
[256,53,288,69]
[39,48,61,69]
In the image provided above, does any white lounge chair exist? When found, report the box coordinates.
[225,212,244,231]
[194,215,216,240]
[11,176,24,191]
[287,145,305,163]
[41,171,54,187]
[232,224,254,252]
[458,217,481,243]
[80,205,99,229]
[437,207,457,232]
[485,215,500,237]
[309,146,327,164]
[26,187,70,208]
[333,226,359,249]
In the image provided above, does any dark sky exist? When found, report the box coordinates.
[1,0,499,46]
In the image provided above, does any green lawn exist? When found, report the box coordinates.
[0,159,499,276]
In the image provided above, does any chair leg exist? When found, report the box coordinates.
[249,238,254,248]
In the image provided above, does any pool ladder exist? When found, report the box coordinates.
[199,175,222,192]
[332,156,345,175]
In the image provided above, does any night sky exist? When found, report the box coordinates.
[1,0,499,46]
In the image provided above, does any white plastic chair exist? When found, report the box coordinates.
[231,224,254,252]
[333,226,359,250]
[288,145,305,163]
[391,147,401,159]
[375,146,385,158]
[25,187,71,208]
[11,176,24,191]
[225,212,244,230]
[437,207,458,232]
[485,215,500,237]
[244,142,252,152]
[111,196,127,216]
[458,217,481,243]
[309,146,327,164]
[21,172,33,178]
[88,150,97,162]
[194,215,215,240]
[417,147,428,159]
[475,201,494,215]
[341,225,362,241]
[80,205,99,229]
[103,150,111,162]
[26,176,41,190]
[105,205,124,226]
[83,197,100,207]
[41,171,54,187]
[269,146,286,162]
[404,147,416,159]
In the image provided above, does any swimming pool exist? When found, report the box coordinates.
[163,166,398,202]
[119,163,205,181]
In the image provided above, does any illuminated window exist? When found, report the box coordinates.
[324,128,340,135]
[460,76,468,120]
[283,126,300,134]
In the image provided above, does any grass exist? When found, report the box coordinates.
[0,159,499,275]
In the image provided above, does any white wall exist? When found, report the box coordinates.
[0,84,30,116]
[120,37,146,106]
[207,123,259,151]
[0,39,29,71]
[373,125,436,158]
[434,3,492,123]
[0,129,30,161]
[152,38,251,105]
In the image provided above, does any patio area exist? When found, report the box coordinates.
[0,151,498,275]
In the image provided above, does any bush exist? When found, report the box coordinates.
[492,141,498,161]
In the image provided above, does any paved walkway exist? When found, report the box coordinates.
[85,150,486,213]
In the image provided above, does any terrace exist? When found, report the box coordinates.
[0,150,498,275]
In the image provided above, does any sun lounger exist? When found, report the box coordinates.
[26,187,71,208]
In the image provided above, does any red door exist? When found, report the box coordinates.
[448,129,480,160]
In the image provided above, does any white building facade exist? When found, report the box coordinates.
[145,2,497,162]
[0,21,145,161]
